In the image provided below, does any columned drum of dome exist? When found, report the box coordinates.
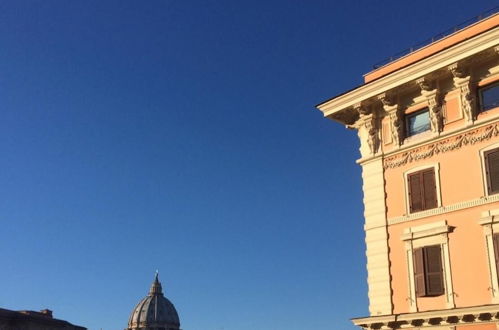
[126,273,180,330]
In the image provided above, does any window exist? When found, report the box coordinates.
[406,108,430,137]
[413,245,444,297]
[407,168,438,212]
[478,211,499,303]
[484,148,499,195]
[402,221,454,310]
[479,82,499,112]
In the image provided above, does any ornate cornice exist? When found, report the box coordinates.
[383,123,499,169]
[352,304,499,329]
[317,27,499,121]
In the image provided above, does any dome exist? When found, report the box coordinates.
[126,273,180,330]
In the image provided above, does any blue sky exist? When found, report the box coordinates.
[0,1,497,330]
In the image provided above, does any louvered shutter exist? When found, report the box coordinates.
[408,172,423,212]
[424,245,444,296]
[486,149,499,194]
[493,234,499,281]
[413,248,426,297]
[422,169,438,209]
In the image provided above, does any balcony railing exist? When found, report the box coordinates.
[372,6,499,69]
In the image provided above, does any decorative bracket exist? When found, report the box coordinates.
[378,93,403,146]
[448,63,474,125]
[417,77,442,134]
[353,103,379,156]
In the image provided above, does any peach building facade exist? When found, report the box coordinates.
[317,13,499,330]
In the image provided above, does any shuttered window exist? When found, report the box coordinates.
[408,168,438,213]
[485,148,499,195]
[413,245,444,297]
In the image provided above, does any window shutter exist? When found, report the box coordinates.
[493,234,499,280]
[487,150,499,194]
[408,172,423,212]
[422,169,438,209]
[413,248,426,297]
[424,245,444,296]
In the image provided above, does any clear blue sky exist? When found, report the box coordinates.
[0,1,497,330]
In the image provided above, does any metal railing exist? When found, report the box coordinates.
[372,6,499,69]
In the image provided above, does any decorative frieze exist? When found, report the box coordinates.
[383,123,499,169]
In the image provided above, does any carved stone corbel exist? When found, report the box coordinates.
[417,77,442,134]
[416,77,432,92]
[378,93,403,146]
[353,103,379,156]
[449,63,474,125]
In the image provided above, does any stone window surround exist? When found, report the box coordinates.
[479,208,499,304]
[401,220,455,312]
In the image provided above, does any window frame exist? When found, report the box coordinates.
[478,81,499,113]
[402,220,454,311]
[404,164,442,215]
[478,210,499,304]
[405,107,431,137]
[480,143,499,197]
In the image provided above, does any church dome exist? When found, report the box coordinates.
[126,273,180,330]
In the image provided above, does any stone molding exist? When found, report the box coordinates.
[352,303,499,329]
[383,123,499,169]
[388,193,499,225]
[401,221,450,241]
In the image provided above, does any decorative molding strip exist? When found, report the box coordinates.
[383,123,499,169]
[401,220,450,241]
[352,303,499,329]
[388,193,499,225]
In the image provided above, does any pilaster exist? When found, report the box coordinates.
[361,158,392,315]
